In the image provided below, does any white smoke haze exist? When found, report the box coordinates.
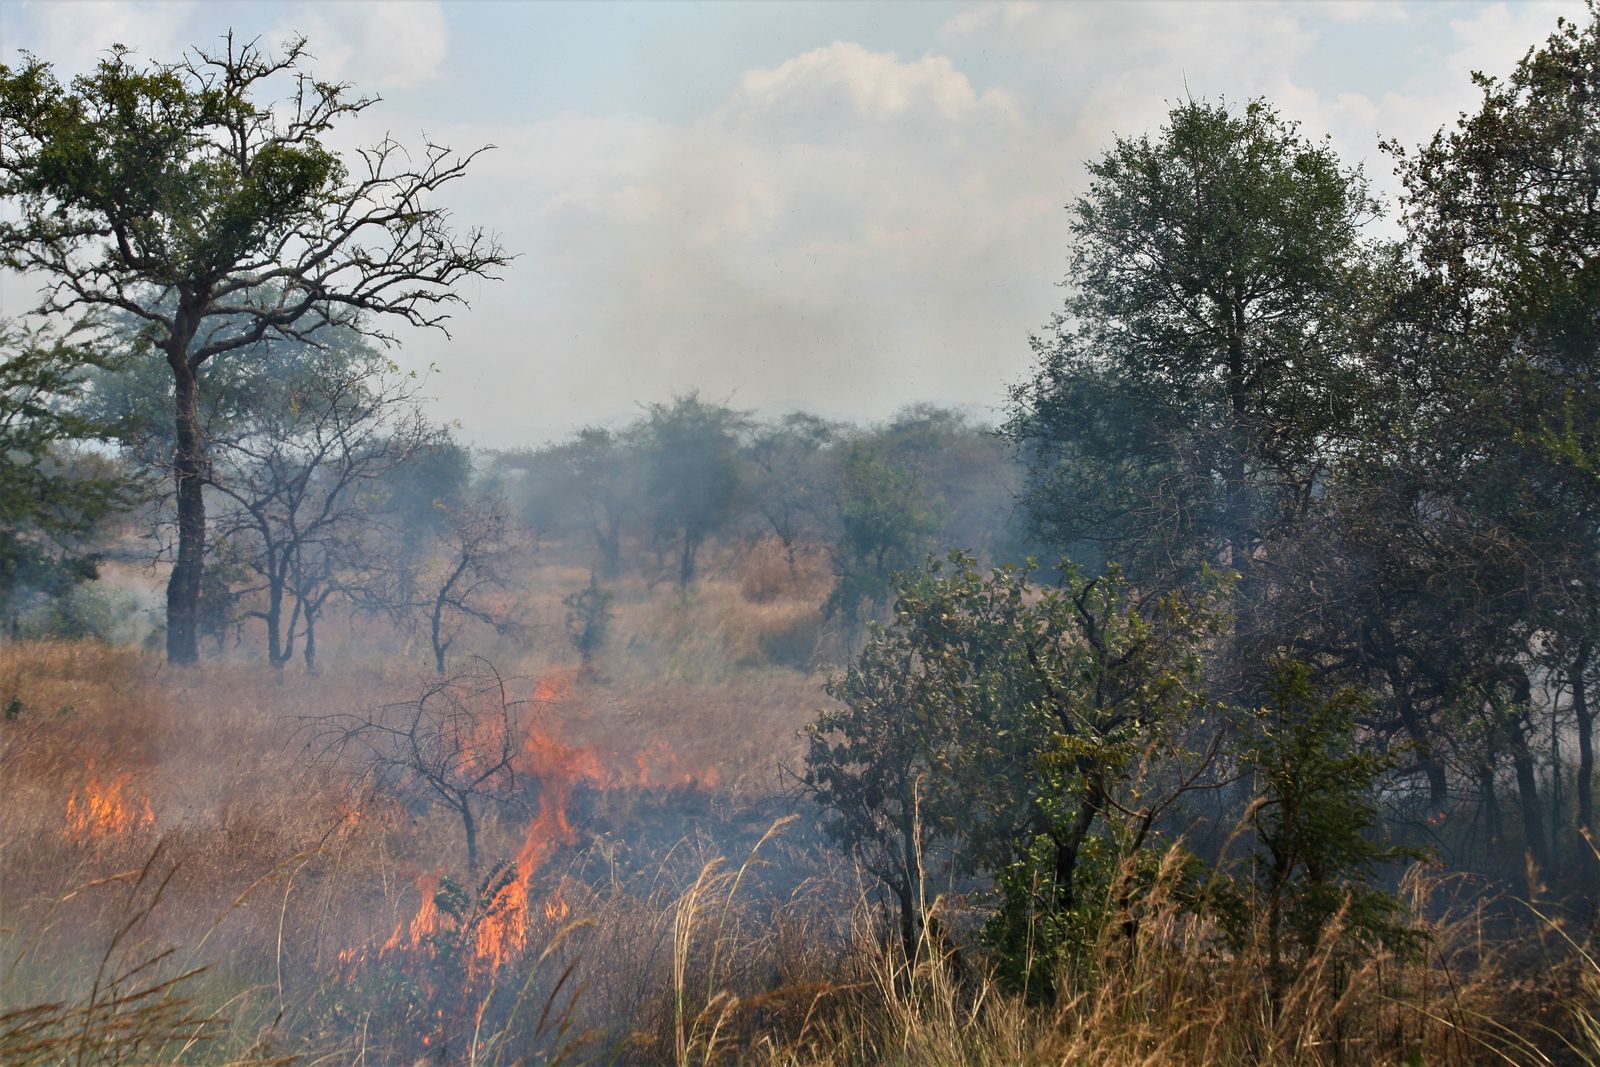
[6,4,1600,1061]
[0,0,1587,448]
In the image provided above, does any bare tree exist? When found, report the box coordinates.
[423,498,519,675]
[316,660,526,873]
[351,491,520,674]
[207,337,437,672]
[0,35,510,663]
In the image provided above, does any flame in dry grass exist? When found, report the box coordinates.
[473,681,603,971]
[358,669,725,980]
[543,883,570,923]
[411,871,445,946]
[65,769,155,841]
[635,737,722,789]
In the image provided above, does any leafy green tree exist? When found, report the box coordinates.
[1392,2,1600,856]
[641,394,745,588]
[489,443,574,554]
[552,426,637,578]
[745,412,841,573]
[1006,99,1375,592]
[804,561,973,957]
[419,496,518,677]
[0,35,508,663]
[203,338,437,671]
[805,552,1227,977]
[1227,661,1421,1003]
[823,442,942,647]
[369,433,473,606]
[564,572,613,679]
[873,405,1021,565]
[0,322,130,634]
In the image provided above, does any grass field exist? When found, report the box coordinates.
[2,541,1596,1065]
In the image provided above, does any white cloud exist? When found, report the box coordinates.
[5,2,1593,449]
[1447,2,1585,81]
[6,0,197,72]
[269,1,447,91]
[724,41,1018,126]
[393,42,1069,445]
[410,4,1593,448]
[941,0,1317,143]
[1,0,448,90]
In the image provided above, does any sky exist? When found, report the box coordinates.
[0,0,1590,450]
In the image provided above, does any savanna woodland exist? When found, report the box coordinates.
[3,5,1600,1065]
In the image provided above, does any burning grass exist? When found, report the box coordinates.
[3,608,1596,1063]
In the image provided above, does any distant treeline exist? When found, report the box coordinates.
[485,396,1027,598]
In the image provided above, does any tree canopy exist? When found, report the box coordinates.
[0,34,509,662]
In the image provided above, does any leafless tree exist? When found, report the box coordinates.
[207,338,438,672]
[314,660,526,873]
[423,498,520,675]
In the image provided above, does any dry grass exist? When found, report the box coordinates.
[2,547,1595,1064]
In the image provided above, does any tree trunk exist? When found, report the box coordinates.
[679,535,696,588]
[1573,642,1593,842]
[895,880,918,964]
[1388,658,1449,817]
[1502,669,1551,875]
[1223,306,1252,577]
[166,356,205,665]
[596,523,620,579]
[460,798,478,874]
[1505,705,1550,876]
[303,604,318,674]
[1480,762,1503,851]
[1051,778,1103,913]
[897,786,924,961]
[432,592,448,675]
[265,554,286,667]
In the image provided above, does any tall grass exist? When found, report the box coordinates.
[3,609,1595,1065]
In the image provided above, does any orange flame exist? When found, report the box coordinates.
[382,868,443,953]
[65,771,155,841]
[471,700,603,971]
[544,885,570,923]
[532,669,574,706]
[360,670,724,982]
[633,737,722,789]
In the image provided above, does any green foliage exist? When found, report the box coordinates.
[495,425,637,573]
[564,573,613,675]
[0,44,342,287]
[13,582,142,643]
[374,434,473,540]
[1363,1,1600,868]
[745,411,841,566]
[642,393,746,587]
[1007,97,1375,585]
[0,33,507,664]
[823,442,944,640]
[82,317,380,458]
[0,322,132,626]
[805,552,1227,974]
[1223,661,1423,997]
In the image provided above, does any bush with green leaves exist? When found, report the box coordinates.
[1218,660,1424,1001]
[822,443,943,650]
[564,573,613,677]
[14,581,142,642]
[804,552,1228,991]
[0,322,132,632]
